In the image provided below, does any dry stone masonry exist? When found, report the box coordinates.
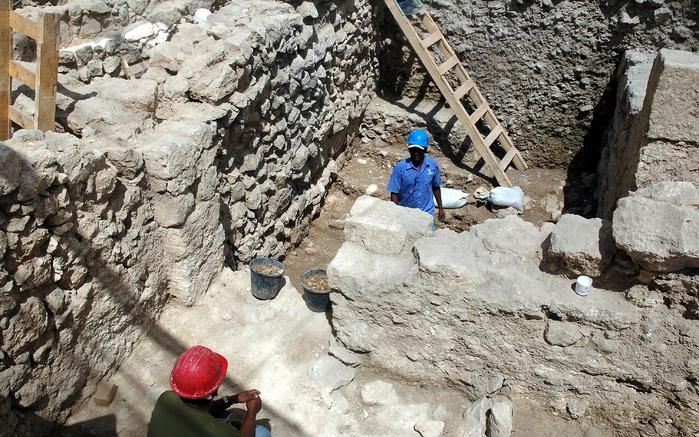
[598,49,699,218]
[1,0,377,435]
[329,194,698,436]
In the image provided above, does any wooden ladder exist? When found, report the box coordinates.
[385,0,527,187]
[0,1,59,140]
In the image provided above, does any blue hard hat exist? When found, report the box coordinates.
[407,129,429,151]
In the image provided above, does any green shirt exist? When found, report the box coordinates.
[148,391,240,437]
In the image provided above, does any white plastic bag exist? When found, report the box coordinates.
[436,187,469,209]
[489,186,524,211]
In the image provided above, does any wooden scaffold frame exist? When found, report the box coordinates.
[0,0,59,140]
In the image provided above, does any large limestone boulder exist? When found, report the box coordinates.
[546,214,614,277]
[613,182,699,272]
[343,195,433,256]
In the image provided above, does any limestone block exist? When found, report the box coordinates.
[636,142,699,188]
[547,214,614,277]
[633,181,699,205]
[148,41,185,72]
[0,145,23,196]
[343,196,432,255]
[472,216,544,263]
[613,189,699,272]
[84,138,145,180]
[460,397,492,437]
[645,50,699,144]
[487,396,513,437]
[544,320,583,347]
[136,121,214,195]
[328,242,417,297]
[413,229,483,283]
[307,356,355,394]
[162,198,224,304]
[414,420,445,437]
[360,380,399,406]
[153,191,195,228]
[2,297,49,356]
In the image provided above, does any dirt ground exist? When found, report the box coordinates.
[284,133,568,294]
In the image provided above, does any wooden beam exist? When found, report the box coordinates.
[35,12,58,131]
[9,11,39,41]
[9,105,33,129]
[0,0,11,139]
[9,60,35,87]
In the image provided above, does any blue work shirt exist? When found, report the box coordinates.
[387,157,442,216]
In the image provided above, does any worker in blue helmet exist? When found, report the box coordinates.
[387,129,445,226]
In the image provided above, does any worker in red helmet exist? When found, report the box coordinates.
[148,345,271,437]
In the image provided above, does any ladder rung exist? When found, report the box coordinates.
[9,106,34,129]
[421,31,443,48]
[499,147,518,171]
[483,125,504,148]
[453,80,474,101]
[469,103,489,124]
[9,61,36,88]
[437,55,459,75]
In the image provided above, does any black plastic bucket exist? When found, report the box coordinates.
[250,258,284,300]
[301,269,331,312]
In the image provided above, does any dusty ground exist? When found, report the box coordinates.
[64,136,610,436]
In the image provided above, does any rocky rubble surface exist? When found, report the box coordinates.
[329,195,699,436]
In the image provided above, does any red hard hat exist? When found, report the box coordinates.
[170,346,228,399]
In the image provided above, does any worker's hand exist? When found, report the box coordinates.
[236,389,261,403]
[437,209,445,222]
[246,396,262,415]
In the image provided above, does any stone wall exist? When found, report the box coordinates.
[597,49,699,219]
[1,0,378,435]
[329,196,698,436]
[377,0,698,166]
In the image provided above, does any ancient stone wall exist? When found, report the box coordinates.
[378,0,698,166]
[1,1,378,435]
[329,196,699,436]
[597,49,699,219]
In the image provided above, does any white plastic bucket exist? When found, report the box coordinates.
[575,275,592,296]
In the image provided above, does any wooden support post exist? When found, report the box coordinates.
[0,0,11,140]
[35,12,58,132]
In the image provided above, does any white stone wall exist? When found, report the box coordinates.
[597,49,699,219]
[329,196,699,437]
[1,0,379,435]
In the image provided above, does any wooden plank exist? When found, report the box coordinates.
[384,0,513,186]
[421,31,442,48]
[469,102,489,124]
[9,11,39,41]
[483,125,504,148]
[453,79,474,101]
[9,60,35,87]
[498,147,518,171]
[9,105,33,128]
[437,54,458,75]
[35,12,58,131]
[0,0,10,139]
